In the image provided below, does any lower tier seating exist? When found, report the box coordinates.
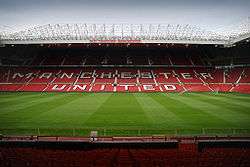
[0,67,250,93]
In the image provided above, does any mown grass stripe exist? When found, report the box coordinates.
[170,94,249,128]
[31,93,112,128]
[190,93,250,119]
[192,92,250,109]
[85,93,150,128]
[134,93,185,128]
[165,93,235,128]
[0,93,66,115]
[167,94,236,127]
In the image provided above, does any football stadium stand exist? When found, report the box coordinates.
[0,43,250,93]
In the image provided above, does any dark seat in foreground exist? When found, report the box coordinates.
[0,138,250,167]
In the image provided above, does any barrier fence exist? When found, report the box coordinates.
[1,128,250,137]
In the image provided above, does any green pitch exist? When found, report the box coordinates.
[0,92,250,136]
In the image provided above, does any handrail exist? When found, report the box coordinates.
[0,128,249,137]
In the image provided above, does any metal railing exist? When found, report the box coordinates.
[0,128,250,137]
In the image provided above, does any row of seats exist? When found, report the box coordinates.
[1,83,250,93]
[1,67,250,83]
[28,53,203,66]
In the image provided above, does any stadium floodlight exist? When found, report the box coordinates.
[0,21,249,45]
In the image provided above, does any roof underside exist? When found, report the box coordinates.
[0,22,250,45]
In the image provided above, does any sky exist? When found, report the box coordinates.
[0,0,249,32]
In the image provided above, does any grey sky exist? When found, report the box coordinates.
[0,0,249,31]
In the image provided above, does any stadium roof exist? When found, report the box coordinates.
[0,21,250,45]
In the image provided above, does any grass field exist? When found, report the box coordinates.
[0,92,250,137]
